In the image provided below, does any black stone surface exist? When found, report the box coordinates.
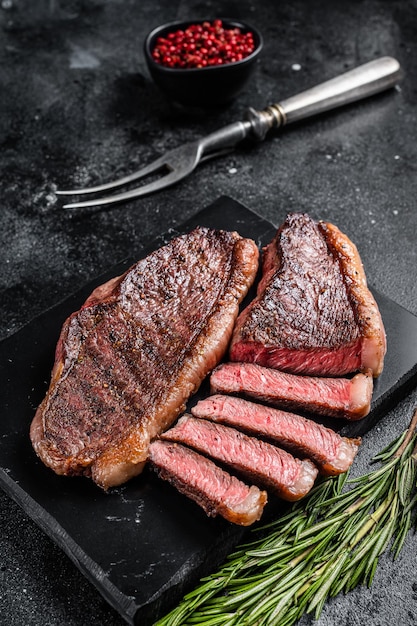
[1,1,417,625]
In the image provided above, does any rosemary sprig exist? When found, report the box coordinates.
[155,408,417,626]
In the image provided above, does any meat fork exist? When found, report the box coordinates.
[57,56,401,209]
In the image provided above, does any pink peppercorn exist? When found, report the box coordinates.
[151,19,256,69]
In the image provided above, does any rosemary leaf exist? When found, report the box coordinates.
[392,508,413,558]
[373,430,407,461]
[186,615,236,626]
[362,515,397,580]
[309,551,350,618]
[397,455,417,505]
[366,555,379,587]
[344,552,369,592]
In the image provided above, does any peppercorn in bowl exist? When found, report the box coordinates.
[144,18,263,107]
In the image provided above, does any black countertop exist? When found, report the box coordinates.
[1,1,417,625]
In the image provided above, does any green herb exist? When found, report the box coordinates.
[155,408,417,626]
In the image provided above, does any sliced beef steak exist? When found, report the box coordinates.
[30,227,259,489]
[149,440,267,526]
[162,415,318,501]
[192,394,361,475]
[210,362,373,420]
[230,213,386,377]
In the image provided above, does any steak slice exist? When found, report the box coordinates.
[230,213,386,377]
[210,362,373,420]
[148,440,267,526]
[30,227,259,489]
[162,415,318,501]
[192,394,361,475]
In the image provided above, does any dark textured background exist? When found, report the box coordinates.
[1,1,417,624]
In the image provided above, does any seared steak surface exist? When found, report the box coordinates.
[230,213,386,377]
[30,227,259,489]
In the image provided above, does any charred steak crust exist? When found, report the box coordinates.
[229,213,386,377]
[30,227,259,489]
[317,220,386,377]
[149,440,267,526]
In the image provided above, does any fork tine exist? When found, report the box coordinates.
[60,140,205,208]
[61,168,184,209]
[60,147,236,209]
[56,152,170,196]
[58,119,247,208]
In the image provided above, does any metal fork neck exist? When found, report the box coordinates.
[199,120,252,156]
[245,105,287,141]
[198,104,286,158]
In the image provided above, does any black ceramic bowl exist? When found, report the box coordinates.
[144,18,263,107]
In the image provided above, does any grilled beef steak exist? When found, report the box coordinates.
[162,415,318,501]
[210,362,373,420]
[230,213,386,377]
[30,227,259,489]
[149,440,267,526]
[192,394,361,475]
